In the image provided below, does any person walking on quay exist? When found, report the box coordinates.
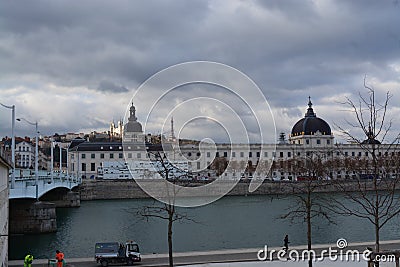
[24,253,34,267]
[284,234,290,252]
[55,250,65,267]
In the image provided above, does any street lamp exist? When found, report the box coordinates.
[50,138,54,184]
[0,103,15,189]
[17,118,39,201]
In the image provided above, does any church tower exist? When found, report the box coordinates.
[123,103,145,144]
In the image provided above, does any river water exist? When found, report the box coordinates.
[8,194,400,260]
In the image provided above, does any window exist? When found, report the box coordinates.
[288,152,291,157]
[81,163,86,171]
[358,152,362,157]
[272,152,276,157]
[249,152,252,157]
[119,153,123,159]
[100,153,104,159]
[137,153,141,159]
[128,153,132,159]
[345,152,348,156]
[91,153,95,159]
[352,152,355,157]
[207,152,210,157]
[197,162,201,169]
[264,152,268,157]
[327,140,331,145]
[91,163,95,171]
[224,152,228,157]
[188,152,192,157]
[216,152,219,157]
[82,153,86,159]
[110,153,114,159]
[306,139,310,144]
[232,151,236,157]
[317,139,321,145]
[257,152,260,157]
[365,152,368,157]
[71,154,74,159]
[240,152,244,157]
[279,152,283,158]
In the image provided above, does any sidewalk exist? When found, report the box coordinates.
[8,239,400,267]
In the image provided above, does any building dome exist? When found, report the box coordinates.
[361,126,381,145]
[125,103,143,133]
[291,97,331,136]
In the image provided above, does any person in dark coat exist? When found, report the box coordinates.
[284,235,289,252]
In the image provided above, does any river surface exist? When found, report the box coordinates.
[9,194,400,260]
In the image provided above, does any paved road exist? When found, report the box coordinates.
[9,240,400,267]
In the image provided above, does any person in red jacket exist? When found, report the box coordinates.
[55,250,64,267]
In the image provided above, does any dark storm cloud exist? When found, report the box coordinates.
[0,0,209,88]
[1,0,400,140]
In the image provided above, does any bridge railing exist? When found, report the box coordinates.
[9,168,81,199]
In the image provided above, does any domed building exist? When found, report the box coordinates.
[123,103,145,144]
[289,97,334,147]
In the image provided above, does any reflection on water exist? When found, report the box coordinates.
[9,194,400,259]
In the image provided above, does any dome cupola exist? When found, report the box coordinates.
[291,97,331,137]
[125,103,143,133]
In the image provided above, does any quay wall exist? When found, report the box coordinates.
[78,179,378,200]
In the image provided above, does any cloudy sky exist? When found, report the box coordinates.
[1,0,400,143]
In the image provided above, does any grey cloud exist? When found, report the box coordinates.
[97,80,129,93]
[1,0,400,140]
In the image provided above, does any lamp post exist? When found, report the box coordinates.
[50,138,54,184]
[17,118,39,200]
[59,144,62,177]
[0,103,15,189]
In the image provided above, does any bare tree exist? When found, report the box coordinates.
[210,156,228,176]
[281,150,333,267]
[138,151,192,267]
[332,80,400,253]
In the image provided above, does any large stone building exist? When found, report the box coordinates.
[68,103,148,179]
[68,99,400,181]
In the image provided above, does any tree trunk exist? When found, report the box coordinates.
[375,222,380,252]
[168,214,173,267]
[307,192,312,267]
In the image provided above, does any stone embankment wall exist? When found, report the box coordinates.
[78,179,377,200]
[9,200,57,233]
[9,190,81,234]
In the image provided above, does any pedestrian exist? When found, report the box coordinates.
[24,254,34,267]
[284,234,289,252]
[55,250,65,267]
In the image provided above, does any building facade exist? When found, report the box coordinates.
[0,155,10,267]
[68,100,400,181]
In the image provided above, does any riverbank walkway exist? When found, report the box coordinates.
[9,240,400,267]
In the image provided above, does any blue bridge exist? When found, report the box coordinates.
[8,169,82,234]
[9,169,81,199]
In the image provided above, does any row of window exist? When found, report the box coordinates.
[76,152,144,160]
[200,151,271,158]
[74,149,399,163]
[17,146,31,151]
